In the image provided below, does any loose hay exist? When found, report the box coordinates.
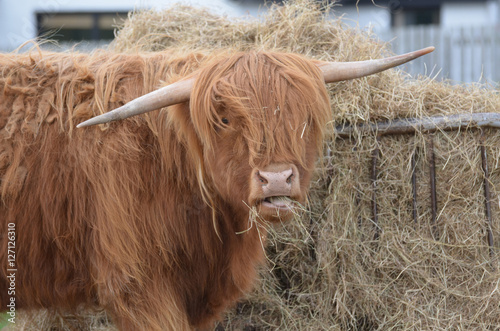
[6,307,116,331]
[17,0,500,329]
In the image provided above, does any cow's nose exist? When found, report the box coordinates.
[255,165,299,197]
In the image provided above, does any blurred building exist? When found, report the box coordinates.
[1,0,499,83]
[0,0,248,51]
[335,0,500,83]
[335,0,499,30]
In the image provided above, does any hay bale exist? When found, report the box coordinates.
[320,130,500,330]
[110,1,500,329]
[18,0,500,329]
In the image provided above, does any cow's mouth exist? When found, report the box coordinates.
[260,196,295,211]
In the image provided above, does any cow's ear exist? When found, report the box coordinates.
[166,102,199,142]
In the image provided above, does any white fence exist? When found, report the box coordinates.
[379,25,500,85]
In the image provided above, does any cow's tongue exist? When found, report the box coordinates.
[267,196,292,208]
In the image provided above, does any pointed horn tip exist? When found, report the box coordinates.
[76,115,111,128]
[393,46,435,63]
[76,121,90,128]
[417,46,435,56]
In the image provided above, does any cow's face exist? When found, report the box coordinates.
[190,52,330,222]
[76,48,432,223]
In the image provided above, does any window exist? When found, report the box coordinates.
[37,12,128,42]
[392,7,440,27]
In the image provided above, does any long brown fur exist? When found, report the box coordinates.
[0,49,330,330]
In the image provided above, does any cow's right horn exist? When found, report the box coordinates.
[77,78,194,128]
[318,47,435,83]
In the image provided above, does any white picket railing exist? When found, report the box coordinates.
[378,25,500,85]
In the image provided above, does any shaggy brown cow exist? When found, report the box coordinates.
[0,47,432,330]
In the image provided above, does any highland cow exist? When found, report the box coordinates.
[0,47,433,330]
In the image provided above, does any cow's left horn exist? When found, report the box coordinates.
[319,46,434,83]
[77,78,194,128]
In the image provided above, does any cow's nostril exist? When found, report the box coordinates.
[257,171,268,184]
[286,173,293,185]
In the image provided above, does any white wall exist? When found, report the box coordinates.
[0,0,38,51]
[31,0,243,14]
[335,5,390,31]
[441,1,499,27]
